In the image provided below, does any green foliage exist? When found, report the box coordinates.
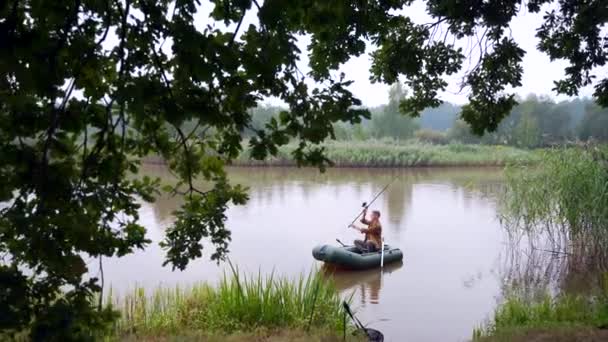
[414,129,449,145]
[1,0,373,337]
[161,181,249,270]
[446,95,602,147]
[333,91,604,147]
[448,120,483,144]
[108,268,348,338]
[461,39,525,135]
[245,105,283,136]
[370,83,419,140]
[511,94,572,145]
[351,125,370,141]
[2,0,608,338]
[578,104,608,142]
[513,112,540,148]
[248,93,606,149]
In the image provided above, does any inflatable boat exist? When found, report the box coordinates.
[312,243,403,270]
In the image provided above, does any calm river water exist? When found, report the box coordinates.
[103,166,511,341]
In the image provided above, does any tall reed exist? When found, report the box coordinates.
[501,147,608,267]
[107,266,348,338]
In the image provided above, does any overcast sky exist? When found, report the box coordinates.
[301,0,601,107]
[118,1,602,108]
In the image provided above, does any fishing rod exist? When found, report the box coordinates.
[347,177,397,229]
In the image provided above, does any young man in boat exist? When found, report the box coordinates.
[349,208,382,253]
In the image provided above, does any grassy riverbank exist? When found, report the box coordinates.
[473,290,608,341]
[104,267,361,341]
[234,141,539,167]
[476,146,608,341]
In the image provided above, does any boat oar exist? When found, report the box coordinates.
[336,239,347,247]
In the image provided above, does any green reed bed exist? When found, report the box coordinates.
[502,146,608,264]
[236,140,539,167]
[107,267,348,339]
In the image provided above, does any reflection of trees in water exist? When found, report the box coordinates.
[278,181,287,204]
[322,261,403,307]
[143,165,504,235]
[462,188,473,211]
[331,183,342,201]
[141,164,505,191]
[478,182,505,202]
[300,182,312,202]
[148,193,183,228]
[450,179,504,211]
[352,182,365,202]
[361,273,381,305]
[496,232,604,301]
[498,242,565,300]
[225,166,504,187]
[383,181,413,236]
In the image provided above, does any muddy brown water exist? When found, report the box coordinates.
[103,166,511,341]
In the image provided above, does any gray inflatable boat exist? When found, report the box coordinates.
[312,244,403,270]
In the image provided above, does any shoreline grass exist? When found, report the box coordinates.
[104,266,356,341]
[473,290,608,341]
[234,141,539,168]
[143,141,539,168]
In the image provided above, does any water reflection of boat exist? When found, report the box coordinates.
[322,261,403,306]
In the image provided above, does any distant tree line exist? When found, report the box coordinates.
[248,85,608,148]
